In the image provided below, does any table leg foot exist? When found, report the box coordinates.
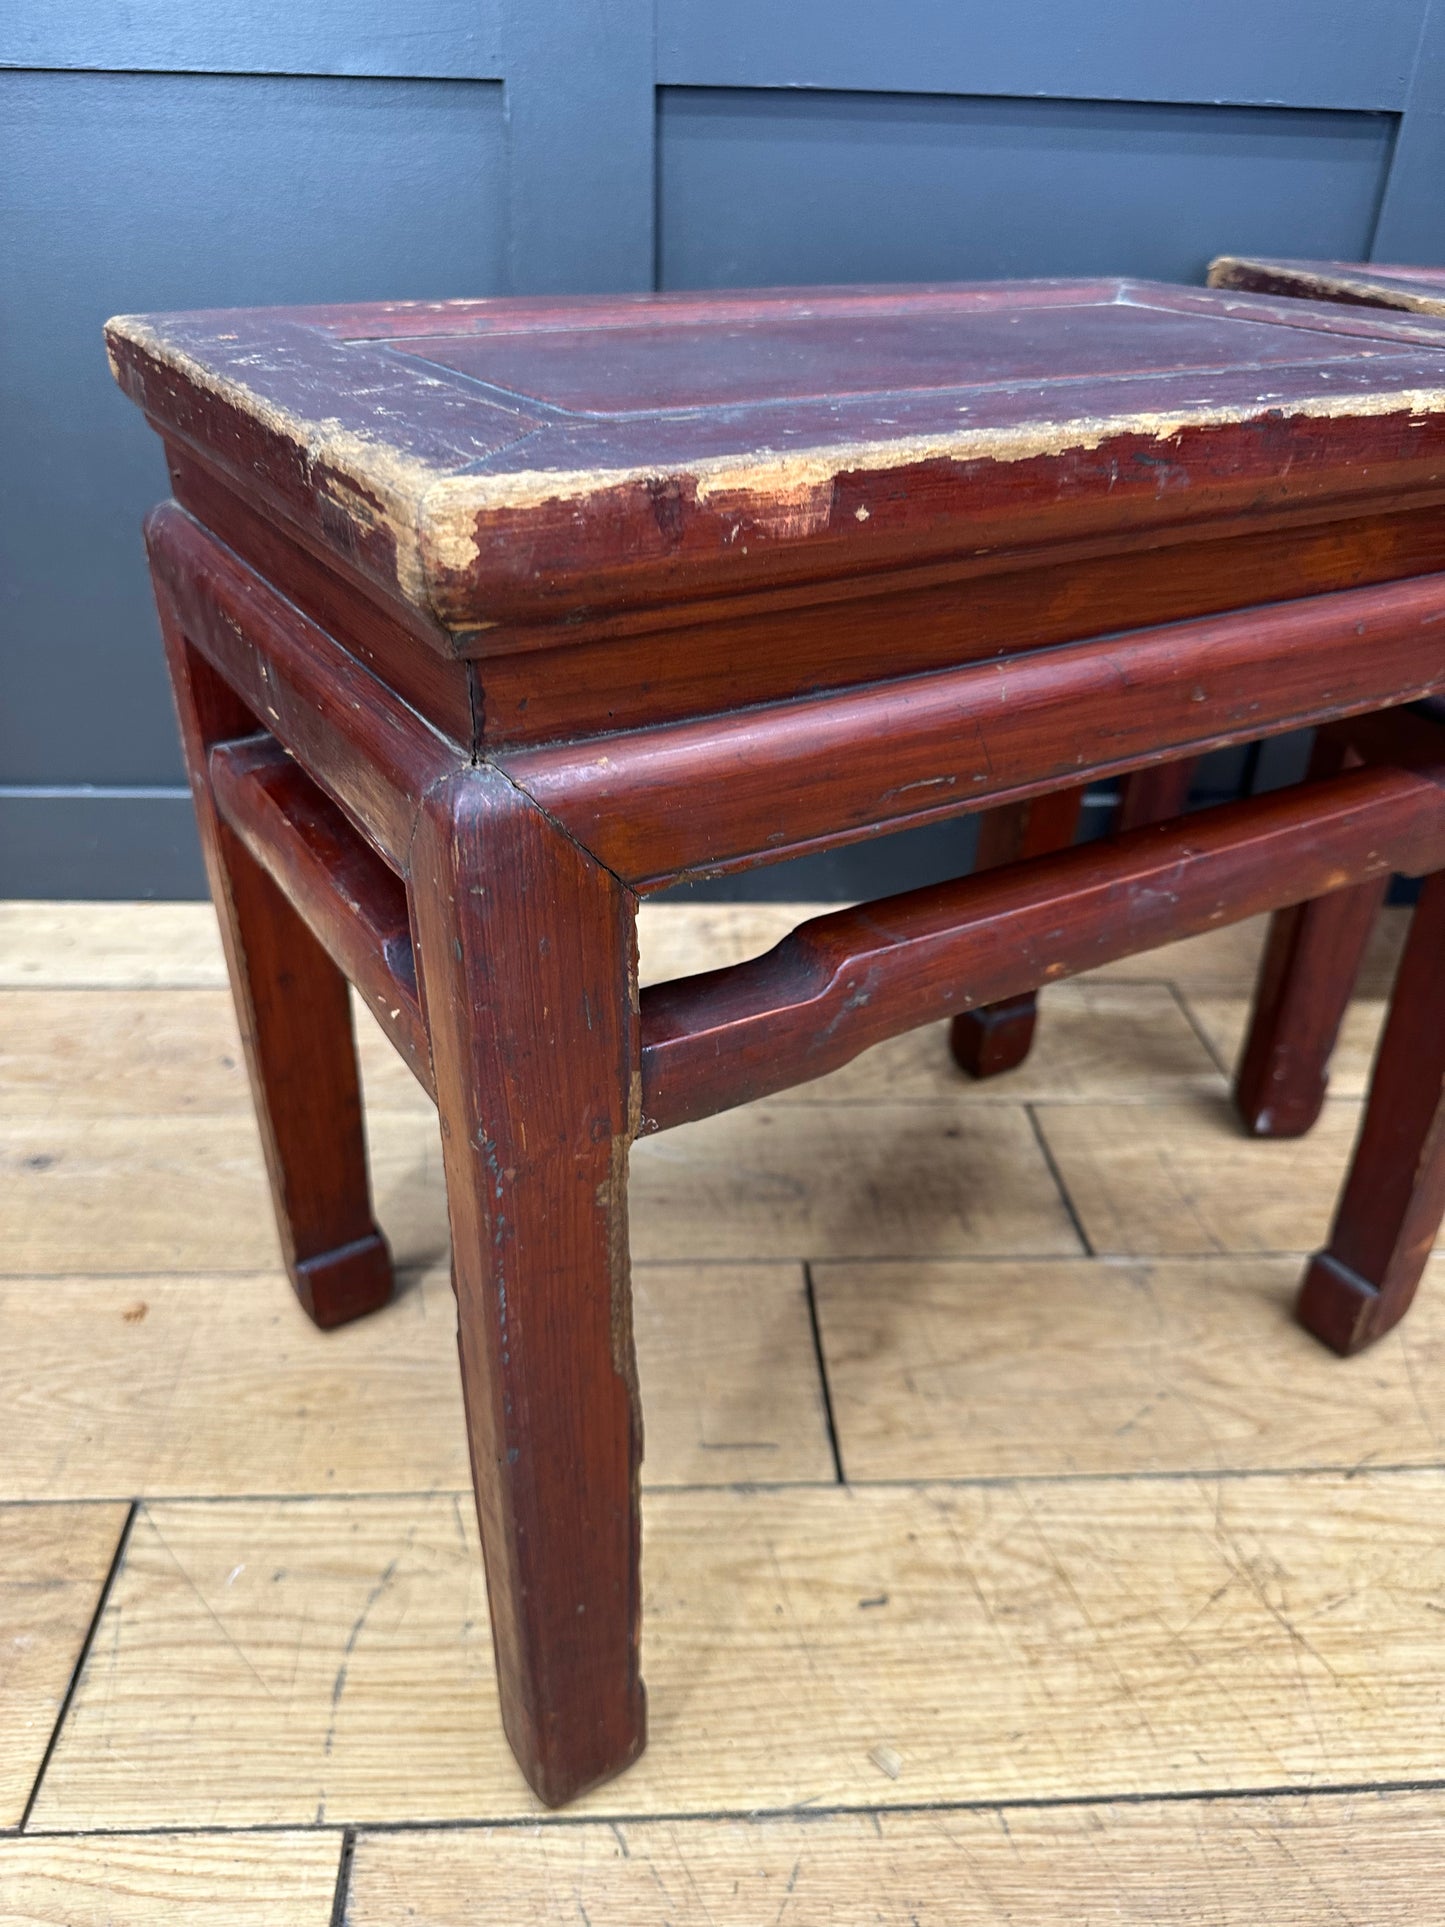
[1297,1253,1388,1357]
[1296,868,1445,1356]
[950,996,1039,1078]
[293,1232,395,1331]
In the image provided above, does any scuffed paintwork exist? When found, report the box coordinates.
[106,314,460,607]
[422,384,1445,574]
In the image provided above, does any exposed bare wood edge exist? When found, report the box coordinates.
[638,763,1445,1133]
[503,570,1445,888]
[163,439,483,666]
[1205,258,1445,319]
[145,503,462,868]
[209,735,435,1099]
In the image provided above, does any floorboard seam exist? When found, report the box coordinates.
[1025,1103,1095,1255]
[1166,979,1234,1077]
[802,1262,846,1484]
[329,1825,357,1927]
[8,1459,1445,1508]
[17,1775,1445,1841]
[18,1499,137,1833]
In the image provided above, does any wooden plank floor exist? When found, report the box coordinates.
[2,899,1442,1922]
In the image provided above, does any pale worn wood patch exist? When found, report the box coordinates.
[0,990,255,1120]
[0,1114,288,1274]
[0,1263,831,1500]
[815,1254,1445,1480]
[0,900,1407,996]
[346,1791,1445,1926]
[631,1263,835,1483]
[32,1475,1445,1827]
[0,1833,340,1925]
[0,1110,448,1275]
[631,1102,1081,1260]
[1186,993,1387,1099]
[1033,1096,1377,1256]
[0,1502,130,1827]
[637,902,822,985]
[0,987,434,1121]
[0,903,226,989]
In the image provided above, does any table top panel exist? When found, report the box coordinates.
[107,278,1445,650]
[385,300,1401,415]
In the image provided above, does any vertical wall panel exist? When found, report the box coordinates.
[502,0,655,291]
[657,0,1422,110]
[0,72,505,808]
[658,91,1396,291]
[1371,0,1445,261]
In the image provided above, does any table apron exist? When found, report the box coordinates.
[499,570,1445,889]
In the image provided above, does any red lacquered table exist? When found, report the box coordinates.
[107,277,1445,1805]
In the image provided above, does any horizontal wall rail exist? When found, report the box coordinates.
[209,734,435,1098]
[639,761,1445,1132]
[501,569,1445,888]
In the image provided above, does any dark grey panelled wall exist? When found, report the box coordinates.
[4,1,1444,897]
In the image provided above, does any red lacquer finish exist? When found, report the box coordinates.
[639,764,1445,1132]
[109,276,1445,1807]
[950,787,1088,1078]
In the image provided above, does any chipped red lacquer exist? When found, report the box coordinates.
[109,276,1445,1807]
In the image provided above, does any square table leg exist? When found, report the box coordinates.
[1234,732,1386,1140]
[950,786,1088,1076]
[408,767,647,1808]
[1298,865,1445,1355]
[156,586,393,1329]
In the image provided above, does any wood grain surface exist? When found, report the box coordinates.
[1191,995,1386,1098]
[0,900,1400,998]
[0,978,1223,1119]
[0,1504,130,1826]
[815,1254,1445,1480]
[0,1264,831,1501]
[1033,1098,1371,1256]
[0,1834,340,1926]
[30,1475,1445,1827]
[0,1096,1074,1267]
[344,1793,1445,1926]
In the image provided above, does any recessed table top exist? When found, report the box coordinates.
[107,278,1445,650]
